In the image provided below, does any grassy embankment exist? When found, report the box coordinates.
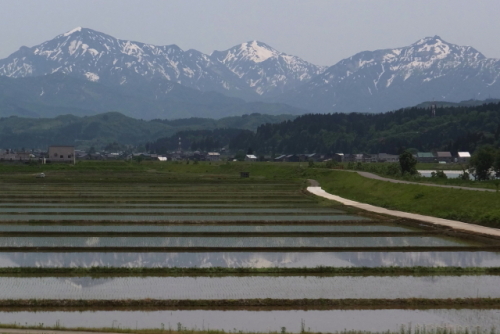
[338,161,499,190]
[311,168,500,228]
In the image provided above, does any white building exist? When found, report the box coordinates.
[457,152,471,163]
[245,154,258,161]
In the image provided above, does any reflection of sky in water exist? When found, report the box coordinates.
[0,236,474,247]
[418,170,462,179]
[1,251,500,268]
[0,309,498,332]
[1,275,499,300]
[0,224,415,233]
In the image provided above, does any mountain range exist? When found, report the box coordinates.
[0,27,499,118]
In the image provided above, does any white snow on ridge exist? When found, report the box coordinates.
[84,72,99,82]
[68,40,82,56]
[64,27,82,37]
[240,41,276,63]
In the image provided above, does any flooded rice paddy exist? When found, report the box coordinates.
[1,309,499,332]
[0,223,416,233]
[0,235,472,248]
[1,275,499,300]
[1,251,500,267]
[0,180,499,331]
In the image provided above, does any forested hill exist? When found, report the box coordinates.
[0,112,295,150]
[228,102,500,155]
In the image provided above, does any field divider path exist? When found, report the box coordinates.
[307,183,500,239]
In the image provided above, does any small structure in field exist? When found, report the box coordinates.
[240,172,250,178]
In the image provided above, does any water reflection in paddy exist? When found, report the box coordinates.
[0,214,365,221]
[0,309,497,332]
[1,251,499,268]
[0,224,416,233]
[1,275,499,300]
[0,236,472,248]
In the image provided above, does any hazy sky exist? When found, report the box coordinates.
[1,0,499,66]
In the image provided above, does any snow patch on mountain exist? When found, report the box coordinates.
[84,72,99,82]
[238,41,278,63]
[63,27,82,37]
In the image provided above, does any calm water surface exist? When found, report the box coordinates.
[0,251,499,268]
[0,224,415,233]
[0,309,498,331]
[0,276,498,300]
[0,236,471,248]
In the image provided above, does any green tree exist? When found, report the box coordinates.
[493,151,500,178]
[399,150,417,175]
[470,145,497,180]
[234,150,245,161]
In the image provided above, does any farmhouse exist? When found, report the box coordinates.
[435,151,453,163]
[48,146,75,164]
[457,152,471,163]
[207,152,221,161]
[417,152,435,163]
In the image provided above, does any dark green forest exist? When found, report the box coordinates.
[146,128,252,153]
[226,102,500,155]
[0,112,292,150]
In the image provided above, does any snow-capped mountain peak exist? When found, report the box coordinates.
[237,40,279,63]
[0,28,323,99]
[0,27,244,95]
[273,35,500,114]
[211,41,326,95]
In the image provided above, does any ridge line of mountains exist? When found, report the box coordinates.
[1,27,500,120]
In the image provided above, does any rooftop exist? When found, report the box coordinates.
[436,151,452,158]
[458,152,471,158]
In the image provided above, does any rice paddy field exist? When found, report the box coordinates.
[0,162,499,333]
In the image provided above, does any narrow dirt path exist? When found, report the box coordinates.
[307,182,500,239]
[355,171,496,192]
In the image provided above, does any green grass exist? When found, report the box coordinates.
[339,162,499,190]
[313,170,500,228]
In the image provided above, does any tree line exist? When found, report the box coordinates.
[228,102,500,155]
